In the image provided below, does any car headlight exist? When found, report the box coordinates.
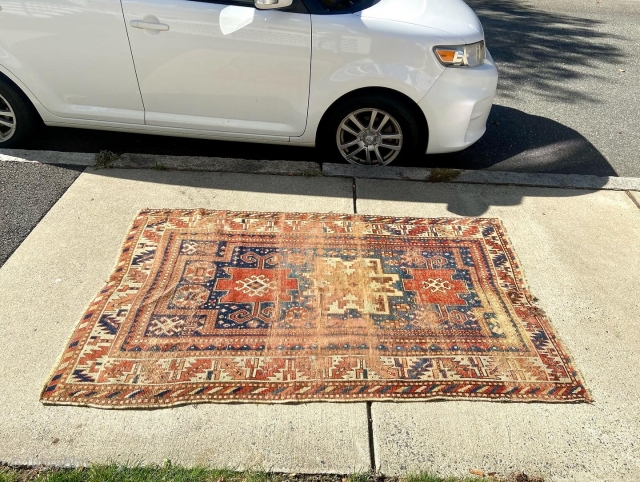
[433,41,486,67]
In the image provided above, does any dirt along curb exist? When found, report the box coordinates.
[2,148,640,192]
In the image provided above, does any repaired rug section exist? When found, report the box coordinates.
[42,210,590,407]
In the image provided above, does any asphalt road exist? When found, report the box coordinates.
[20,0,639,177]
[0,162,83,268]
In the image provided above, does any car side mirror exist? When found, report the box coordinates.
[255,0,293,9]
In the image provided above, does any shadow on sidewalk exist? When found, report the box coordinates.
[86,160,610,217]
[354,180,595,217]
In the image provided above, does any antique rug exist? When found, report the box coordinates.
[41,210,590,408]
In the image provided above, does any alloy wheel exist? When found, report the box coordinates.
[336,108,403,166]
[0,93,16,142]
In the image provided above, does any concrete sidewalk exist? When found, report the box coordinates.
[0,167,638,481]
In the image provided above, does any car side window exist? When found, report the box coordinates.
[186,0,256,6]
[186,0,308,13]
[303,0,380,14]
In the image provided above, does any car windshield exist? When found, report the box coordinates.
[317,0,379,12]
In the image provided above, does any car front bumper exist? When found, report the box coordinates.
[419,50,499,154]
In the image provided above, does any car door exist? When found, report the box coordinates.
[120,0,312,138]
[0,0,144,124]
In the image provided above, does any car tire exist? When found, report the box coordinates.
[320,93,425,166]
[0,78,39,149]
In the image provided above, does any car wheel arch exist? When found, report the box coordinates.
[315,86,428,148]
[0,69,45,124]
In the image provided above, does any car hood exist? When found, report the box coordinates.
[355,0,484,44]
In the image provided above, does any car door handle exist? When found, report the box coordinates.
[130,19,169,31]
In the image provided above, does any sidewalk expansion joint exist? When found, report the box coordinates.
[366,401,376,473]
[626,191,640,210]
[352,177,358,214]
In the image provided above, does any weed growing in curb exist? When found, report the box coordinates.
[94,151,120,169]
[428,168,462,183]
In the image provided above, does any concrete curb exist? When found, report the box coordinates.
[112,153,322,177]
[0,149,95,166]
[0,149,321,176]
[2,148,639,191]
[321,163,640,191]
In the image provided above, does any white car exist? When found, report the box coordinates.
[0,0,497,166]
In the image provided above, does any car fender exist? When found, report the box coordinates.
[297,15,465,144]
[0,63,60,123]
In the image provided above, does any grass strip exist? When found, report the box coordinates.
[0,463,538,482]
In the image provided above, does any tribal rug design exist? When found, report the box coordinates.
[41,210,590,408]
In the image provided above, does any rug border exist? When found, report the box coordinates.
[40,209,593,408]
[39,209,152,407]
[41,393,591,410]
[487,220,593,404]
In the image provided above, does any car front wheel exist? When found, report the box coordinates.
[323,94,424,166]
